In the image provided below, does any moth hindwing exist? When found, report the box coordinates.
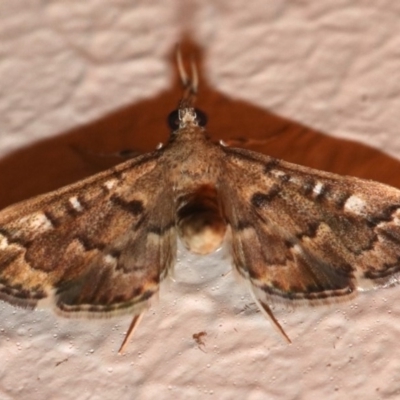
[1,50,400,352]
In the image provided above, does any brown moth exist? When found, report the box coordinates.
[1,50,400,353]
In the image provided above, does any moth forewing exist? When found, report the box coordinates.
[221,146,400,308]
[0,152,176,320]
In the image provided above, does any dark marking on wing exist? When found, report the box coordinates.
[251,185,281,208]
[110,196,144,216]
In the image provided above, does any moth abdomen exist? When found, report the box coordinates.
[176,185,226,255]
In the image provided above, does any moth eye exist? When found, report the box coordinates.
[167,108,208,130]
[167,110,180,130]
[194,109,208,127]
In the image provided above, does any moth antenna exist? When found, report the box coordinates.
[175,45,198,108]
[190,55,198,94]
[250,290,291,344]
[118,313,144,355]
[176,44,189,87]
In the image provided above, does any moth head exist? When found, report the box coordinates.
[167,107,208,132]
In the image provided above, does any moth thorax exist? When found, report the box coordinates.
[176,185,226,255]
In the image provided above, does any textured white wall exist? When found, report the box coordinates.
[1,1,400,399]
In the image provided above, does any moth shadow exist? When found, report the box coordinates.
[1,40,399,209]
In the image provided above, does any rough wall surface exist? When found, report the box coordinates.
[1,2,400,399]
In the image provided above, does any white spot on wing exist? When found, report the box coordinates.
[271,170,287,179]
[391,209,400,226]
[0,234,8,250]
[292,244,303,255]
[69,196,83,212]
[104,179,117,190]
[104,254,117,265]
[20,213,53,232]
[313,182,324,196]
[289,176,301,185]
[344,195,366,215]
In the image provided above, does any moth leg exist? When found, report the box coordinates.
[221,138,277,147]
[221,270,232,278]
[250,290,291,344]
[219,124,290,147]
[118,313,145,355]
[72,144,142,159]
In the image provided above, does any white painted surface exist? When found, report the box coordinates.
[1,2,400,400]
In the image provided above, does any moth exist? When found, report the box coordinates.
[1,50,400,354]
